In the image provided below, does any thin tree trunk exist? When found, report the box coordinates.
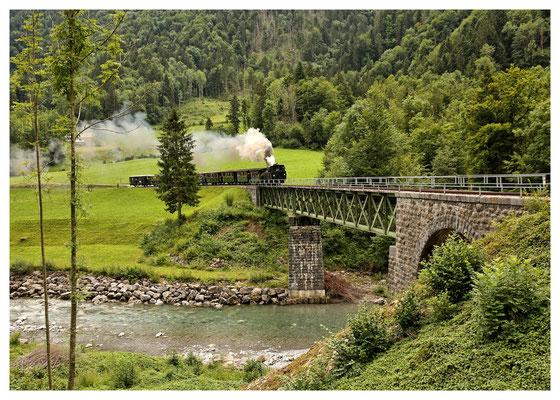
[67,21,78,388]
[33,81,53,393]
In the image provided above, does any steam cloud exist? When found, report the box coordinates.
[10,139,65,177]
[77,111,159,161]
[193,128,275,167]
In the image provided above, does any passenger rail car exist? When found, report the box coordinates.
[199,164,286,185]
[129,164,286,187]
[129,175,159,187]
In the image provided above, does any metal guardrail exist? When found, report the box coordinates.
[250,173,550,195]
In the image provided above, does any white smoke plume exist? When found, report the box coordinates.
[77,111,159,161]
[193,128,275,167]
[10,139,66,177]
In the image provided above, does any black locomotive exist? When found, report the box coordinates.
[129,164,286,187]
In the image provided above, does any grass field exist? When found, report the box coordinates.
[10,114,323,285]
[180,98,230,131]
[10,186,269,283]
[10,147,323,187]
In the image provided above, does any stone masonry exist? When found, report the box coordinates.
[245,185,261,207]
[387,192,525,294]
[288,214,326,298]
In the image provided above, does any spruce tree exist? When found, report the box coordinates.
[156,109,200,220]
[227,94,241,134]
[205,117,213,131]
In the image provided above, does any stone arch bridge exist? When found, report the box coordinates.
[245,174,548,296]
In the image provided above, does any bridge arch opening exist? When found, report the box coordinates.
[418,229,467,270]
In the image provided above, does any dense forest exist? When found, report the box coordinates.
[10,9,550,176]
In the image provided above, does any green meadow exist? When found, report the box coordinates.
[10,146,323,284]
[10,186,256,281]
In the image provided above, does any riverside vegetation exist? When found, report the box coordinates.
[247,198,550,390]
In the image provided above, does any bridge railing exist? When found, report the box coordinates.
[251,173,550,194]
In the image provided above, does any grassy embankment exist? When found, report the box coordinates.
[10,147,323,285]
[10,340,254,390]
[247,199,550,390]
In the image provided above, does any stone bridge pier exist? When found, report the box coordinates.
[288,214,325,299]
[387,192,525,293]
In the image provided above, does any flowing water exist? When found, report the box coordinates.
[11,298,362,362]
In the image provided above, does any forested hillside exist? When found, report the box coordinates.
[10,10,550,176]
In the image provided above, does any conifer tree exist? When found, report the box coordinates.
[156,109,200,220]
[227,94,241,134]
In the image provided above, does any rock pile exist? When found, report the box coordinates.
[10,271,290,308]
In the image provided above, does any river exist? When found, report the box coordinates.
[10,298,363,367]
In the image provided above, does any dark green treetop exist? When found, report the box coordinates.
[156,109,200,220]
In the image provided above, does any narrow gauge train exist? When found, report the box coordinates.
[129,164,286,187]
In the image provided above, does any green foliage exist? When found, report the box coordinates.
[473,257,549,340]
[10,259,36,276]
[327,306,391,378]
[224,193,235,207]
[479,197,550,270]
[10,346,246,390]
[465,66,550,174]
[10,332,23,346]
[419,233,485,303]
[321,224,394,273]
[95,264,159,283]
[280,358,331,390]
[156,109,200,219]
[112,358,138,389]
[395,290,422,334]
[142,201,288,271]
[243,359,266,382]
[333,303,550,390]
[428,291,457,322]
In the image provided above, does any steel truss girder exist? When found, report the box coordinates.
[260,186,397,237]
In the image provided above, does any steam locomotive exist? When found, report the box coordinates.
[129,164,286,187]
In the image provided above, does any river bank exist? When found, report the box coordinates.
[10,297,365,369]
[10,271,313,308]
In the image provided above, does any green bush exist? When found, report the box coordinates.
[184,352,203,375]
[280,358,330,390]
[112,359,138,389]
[224,193,235,207]
[429,291,457,322]
[395,290,421,333]
[419,233,485,303]
[327,306,391,378]
[479,197,550,270]
[10,332,22,345]
[473,257,549,340]
[10,260,35,276]
[243,359,266,382]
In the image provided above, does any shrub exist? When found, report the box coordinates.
[280,357,330,390]
[419,233,485,303]
[10,332,22,345]
[429,291,457,322]
[479,197,550,270]
[185,352,203,375]
[243,359,266,382]
[473,257,549,340]
[224,193,235,207]
[327,306,391,378]
[395,290,421,334]
[166,350,182,367]
[11,260,35,276]
[112,359,138,389]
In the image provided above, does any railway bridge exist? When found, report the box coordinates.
[246,174,549,297]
